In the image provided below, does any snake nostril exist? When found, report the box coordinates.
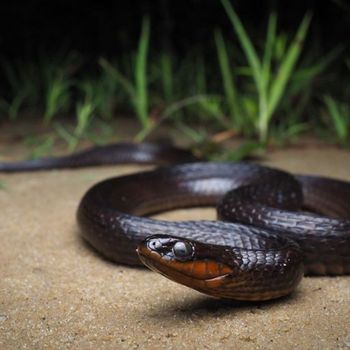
[148,239,163,251]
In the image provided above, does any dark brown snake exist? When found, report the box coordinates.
[1,142,350,301]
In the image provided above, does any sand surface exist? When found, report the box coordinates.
[1,145,350,349]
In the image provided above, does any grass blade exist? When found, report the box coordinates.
[267,13,312,117]
[54,123,78,151]
[214,29,241,127]
[221,0,262,89]
[262,12,277,87]
[75,101,95,136]
[323,95,349,145]
[291,45,343,91]
[43,77,71,123]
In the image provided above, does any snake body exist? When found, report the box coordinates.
[1,142,350,300]
[0,142,196,172]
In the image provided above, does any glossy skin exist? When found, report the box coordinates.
[1,143,350,301]
[218,176,350,275]
[0,142,197,172]
[76,161,350,300]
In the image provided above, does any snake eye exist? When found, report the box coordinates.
[172,241,193,261]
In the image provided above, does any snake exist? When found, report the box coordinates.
[1,142,350,301]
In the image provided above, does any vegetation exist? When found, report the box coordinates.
[323,95,350,147]
[0,1,349,159]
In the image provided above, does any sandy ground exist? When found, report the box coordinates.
[1,144,350,350]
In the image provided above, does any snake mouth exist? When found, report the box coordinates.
[137,240,233,297]
[137,235,305,301]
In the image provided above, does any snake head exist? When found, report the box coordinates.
[136,235,234,298]
[137,234,304,301]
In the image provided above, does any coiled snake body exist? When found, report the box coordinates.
[1,143,350,301]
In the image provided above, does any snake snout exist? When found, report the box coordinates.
[137,235,195,262]
[136,235,234,296]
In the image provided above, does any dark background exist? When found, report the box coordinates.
[1,0,349,61]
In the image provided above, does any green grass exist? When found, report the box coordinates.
[323,95,350,146]
[0,52,79,122]
[214,29,243,130]
[221,0,312,143]
[24,134,56,158]
[0,60,41,119]
[0,6,348,155]
[99,16,152,140]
